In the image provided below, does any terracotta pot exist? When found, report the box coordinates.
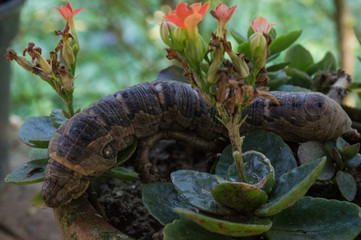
[53,196,131,240]
[0,0,25,190]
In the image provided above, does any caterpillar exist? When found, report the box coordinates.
[42,80,358,208]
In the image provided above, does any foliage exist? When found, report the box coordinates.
[142,130,361,239]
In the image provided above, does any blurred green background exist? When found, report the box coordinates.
[9,0,361,119]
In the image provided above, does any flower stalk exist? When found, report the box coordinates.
[161,3,279,183]
[6,1,83,118]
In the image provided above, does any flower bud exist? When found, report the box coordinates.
[63,37,76,66]
[227,51,249,78]
[33,51,52,74]
[184,32,207,70]
[160,20,186,52]
[249,32,267,69]
[207,50,222,83]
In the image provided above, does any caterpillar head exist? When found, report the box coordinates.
[42,113,118,208]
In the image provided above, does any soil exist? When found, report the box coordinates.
[92,139,217,239]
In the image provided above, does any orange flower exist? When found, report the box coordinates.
[54,2,84,23]
[166,2,209,30]
[251,16,276,34]
[210,3,237,26]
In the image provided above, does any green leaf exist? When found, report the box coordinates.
[103,166,139,181]
[269,30,302,56]
[336,171,357,201]
[4,159,48,184]
[116,141,137,165]
[343,143,360,161]
[283,68,312,88]
[29,148,49,161]
[171,170,233,215]
[332,148,344,169]
[297,141,335,181]
[237,42,251,58]
[268,76,292,90]
[313,63,338,79]
[266,62,290,72]
[176,208,272,237]
[266,197,361,240]
[285,44,314,71]
[314,51,337,73]
[247,26,254,40]
[215,145,234,177]
[163,219,233,240]
[276,85,311,92]
[241,130,297,179]
[142,183,195,225]
[19,116,56,148]
[268,28,277,40]
[336,137,348,154]
[31,191,47,209]
[157,65,189,82]
[225,150,275,194]
[345,153,361,168]
[212,182,268,212]
[50,109,68,128]
[255,157,326,217]
[354,26,361,45]
[230,30,246,44]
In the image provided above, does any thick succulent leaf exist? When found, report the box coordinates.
[283,68,312,88]
[29,148,49,161]
[31,191,47,209]
[255,157,326,217]
[343,143,360,161]
[276,85,310,92]
[237,42,251,58]
[215,145,234,177]
[212,182,268,212]
[163,219,233,240]
[285,44,314,71]
[336,137,348,154]
[320,51,337,71]
[269,30,302,56]
[345,153,361,168]
[50,109,68,128]
[297,141,335,181]
[241,129,297,179]
[142,183,195,225]
[171,170,233,215]
[116,141,137,164]
[230,30,246,44]
[176,208,272,237]
[266,197,361,240]
[225,150,275,194]
[336,171,357,201]
[103,166,139,180]
[266,62,290,72]
[19,116,56,148]
[157,65,189,82]
[268,76,292,90]
[4,159,48,184]
[306,51,337,75]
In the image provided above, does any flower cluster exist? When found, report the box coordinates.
[6,1,83,117]
[160,2,278,118]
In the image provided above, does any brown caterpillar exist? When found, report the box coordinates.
[42,80,357,208]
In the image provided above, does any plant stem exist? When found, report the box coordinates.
[226,120,247,182]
